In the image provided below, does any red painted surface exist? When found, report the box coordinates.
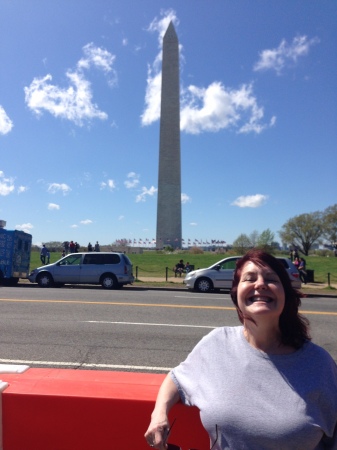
[1,368,209,450]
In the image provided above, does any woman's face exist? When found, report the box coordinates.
[237,261,285,323]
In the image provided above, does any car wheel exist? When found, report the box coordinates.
[195,277,213,293]
[101,273,118,289]
[37,272,54,288]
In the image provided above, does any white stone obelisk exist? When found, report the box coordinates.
[156,21,182,249]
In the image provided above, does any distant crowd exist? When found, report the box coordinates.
[39,240,101,265]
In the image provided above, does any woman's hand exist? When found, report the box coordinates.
[144,414,169,449]
[144,373,180,449]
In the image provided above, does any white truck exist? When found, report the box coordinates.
[0,220,32,285]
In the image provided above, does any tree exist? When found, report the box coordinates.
[232,234,252,255]
[249,230,260,247]
[322,204,337,245]
[256,228,275,252]
[279,212,323,256]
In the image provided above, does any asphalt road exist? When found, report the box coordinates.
[0,284,336,372]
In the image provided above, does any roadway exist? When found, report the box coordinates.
[0,284,336,372]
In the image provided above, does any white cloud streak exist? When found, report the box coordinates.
[100,179,116,190]
[0,106,13,135]
[136,186,157,202]
[253,35,319,75]
[124,172,140,189]
[231,194,269,208]
[80,219,93,225]
[181,193,191,204]
[17,186,28,194]
[25,43,116,125]
[15,223,34,233]
[47,203,60,210]
[0,171,15,196]
[47,183,71,195]
[141,10,273,135]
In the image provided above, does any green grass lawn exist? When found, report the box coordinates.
[29,250,337,285]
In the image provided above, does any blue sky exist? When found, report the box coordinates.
[1,1,336,247]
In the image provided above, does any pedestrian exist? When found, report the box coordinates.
[145,249,337,449]
[40,244,48,265]
[88,242,93,252]
[94,241,100,252]
[298,257,308,284]
[69,241,75,253]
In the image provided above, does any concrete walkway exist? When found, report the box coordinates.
[136,277,337,296]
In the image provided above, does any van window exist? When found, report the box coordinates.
[59,254,82,266]
[83,254,120,265]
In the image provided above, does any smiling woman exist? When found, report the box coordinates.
[145,249,337,449]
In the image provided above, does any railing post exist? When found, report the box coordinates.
[135,266,138,281]
[328,272,331,287]
[166,267,168,281]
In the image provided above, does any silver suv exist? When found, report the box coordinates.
[184,256,301,293]
[28,252,134,289]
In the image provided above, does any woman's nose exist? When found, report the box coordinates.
[254,276,268,289]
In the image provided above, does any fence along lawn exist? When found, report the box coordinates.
[29,251,337,285]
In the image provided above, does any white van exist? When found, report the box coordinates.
[28,252,134,289]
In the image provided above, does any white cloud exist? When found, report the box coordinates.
[80,219,93,225]
[48,203,60,210]
[100,179,116,190]
[124,172,140,189]
[77,43,117,87]
[231,194,269,208]
[181,82,274,135]
[0,171,15,196]
[17,186,28,194]
[71,224,78,228]
[181,193,191,204]
[25,43,117,125]
[253,35,320,75]
[142,10,272,134]
[189,222,197,226]
[0,106,13,135]
[47,183,71,195]
[15,223,34,233]
[25,72,107,126]
[135,186,157,202]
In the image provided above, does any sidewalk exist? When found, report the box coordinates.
[136,277,337,297]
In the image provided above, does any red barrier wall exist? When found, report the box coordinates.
[1,368,209,450]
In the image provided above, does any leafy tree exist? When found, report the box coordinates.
[322,204,337,245]
[232,234,252,255]
[279,212,323,256]
[249,230,259,247]
[256,228,275,252]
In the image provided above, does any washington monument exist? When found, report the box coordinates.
[156,21,182,250]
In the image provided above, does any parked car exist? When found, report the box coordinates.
[28,252,134,289]
[183,256,301,293]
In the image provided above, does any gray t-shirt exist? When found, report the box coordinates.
[171,326,337,449]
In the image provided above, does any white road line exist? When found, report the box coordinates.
[83,321,216,329]
[0,358,172,372]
